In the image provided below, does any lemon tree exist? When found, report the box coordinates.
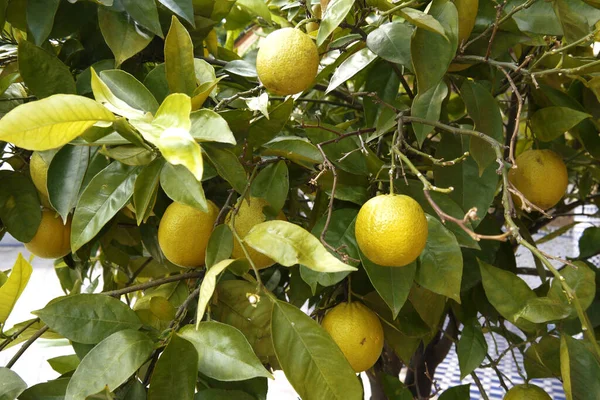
[0,1,600,399]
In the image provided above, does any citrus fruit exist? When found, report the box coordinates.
[158,201,219,268]
[355,194,428,267]
[227,197,286,270]
[321,301,384,372]
[256,28,320,95]
[25,209,71,259]
[504,384,551,400]
[508,149,568,210]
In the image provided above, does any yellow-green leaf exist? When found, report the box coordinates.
[0,254,33,323]
[244,220,357,273]
[0,94,115,150]
[91,69,148,120]
[195,259,235,328]
[165,16,196,96]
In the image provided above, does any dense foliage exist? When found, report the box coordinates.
[0,0,600,399]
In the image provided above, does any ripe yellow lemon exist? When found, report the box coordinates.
[355,194,428,267]
[158,201,219,268]
[227,197,286,270]
[25,209,71,259]
[256,28,320,95]
[321,302,384,372]
[508,149,568,210]
[504,384,551,400]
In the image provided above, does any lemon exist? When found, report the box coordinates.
[256,28,320,95]
[504,384,551,400]
[321,302,384,372]
[25,209,71,259]
[355,194,428,267]
[158,201,219,268]
[227,197,286,270]
[508,149,568,210]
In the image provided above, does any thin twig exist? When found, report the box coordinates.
[5,325,49,368]
[105,271,205,297]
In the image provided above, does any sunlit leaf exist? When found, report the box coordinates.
[0,254,32,323]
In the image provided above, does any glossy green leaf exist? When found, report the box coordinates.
[362,253,415,319]
[236,0,271,21]
[410,285,446,329]
[165,16,196,96]
[457,320,487,379]
[250,161,288,214]
[160,163,207,212]
[326,48,377,94]
[508,0,562,35]
[0,368,27,400]
[0,254,32,323]
[98,8,153,67]
[92,68,147,120]
[47,354,80,374]
[245,220,357,273]
[71,162,140,252]
[515,297,571,323]
[411,81,448,147]
[0,94,115,151]
[203,144,247,194]
[18,40,76,98]
[19,377,70,400]
[144,64,169,104]
[479,259,537,332]
[553,0,600,43]
[65,330,154,400]
[100,70,159,114]
[148,334,198,400]
[548,261,596,318]
[180,322,273,381]
[206,224,234,268]
[400,7,446,36]
[0,171,41,242]
[34,294,142,344]
[196,259,235,324]
[121,0,163,37]
[48,145,90,223]
[530,107,591,142]
[158,0,195,26]
[100,145,155,166]
[524,336,561,379]
[438,384,471,400]
[190,109,236,145]
[271,300,363,400]
[133,158,164,225]
[317,0,355,46]
[26,0,60,45]
[247,98,294,148]
[577,227,600,259]
[262,137,324,167]
[561,335,600,400]
[416,215,462,302]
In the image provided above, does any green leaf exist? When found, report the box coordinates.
[515,297,572,323]
[508,0,562,35]
[144,64,169,104]
[478,259,538,332]
[101,145,155,166]
[548,261,596,318]
[18,40,76,98]
[48,145,90,223]
[416,215,462,302]
[165,16,196,96]
[148,334,198,400]
[251,161,289,214]
[180,322,273,381]
[0,94,115,151]
[553,0,600,43]
[262,137,324,168]
[400,7,446,36]
[0,368,27,400]
[317,0,355,47]
[326,48,377,94]
[438,384,471,400]
[1,319,61,351]
[100,70,159,114]
[158,0,195,26]
[91,68,148,120]
[34,294,142,344]
[461,80,504,174]
[160,163,207,212]
[133,158,163,225]
[245,220,357,273]
[98,8,153,67]
[196,259,235,324]
[411,81,448,147]
[71,162,140,252]
[457,320,487,379]
[121,0,163,37]
[247,98,294,148]
[0,254,32,324]
[65,330,154,400]
[190,109,236,145]
[271,300,363,400]
[206,224,234,268]
[362,253,416,319]
[26,0,60,45]
[577,227,600,259]
[530,107,591,142]
[411,0,458,94]
[524,336,561,379]
[0,171,41,242]
[236,0,271,21]
[19,377,70,400]
[561,335,600,400]
[203,144,247,194]
[48,354,80,374]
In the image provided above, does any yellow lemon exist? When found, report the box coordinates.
[322,302,384,372]
[504,384,551,400]
[508,149,568,210]
[355,194,428,267]
[158,201,219,268]
[256,28,320,95]
[227,197,286,270]
[25,209,71,259]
